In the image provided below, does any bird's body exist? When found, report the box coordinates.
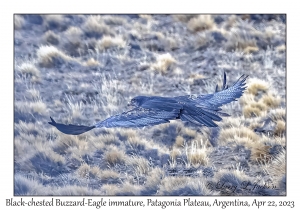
[49,73,248,135]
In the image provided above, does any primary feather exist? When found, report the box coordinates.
[49,72,248,135]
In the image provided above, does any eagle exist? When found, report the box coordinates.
[49,72,248,135]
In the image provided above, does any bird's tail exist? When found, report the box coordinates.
[48,117,95,135]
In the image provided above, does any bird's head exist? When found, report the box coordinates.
[128,96,147,107]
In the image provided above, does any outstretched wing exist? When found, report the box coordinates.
[48,117,96,135]
[194,72,248,109]
[95,107,180,128]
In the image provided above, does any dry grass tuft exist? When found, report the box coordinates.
[43,30,60,45]
[54,185,101,196]
[260,93,281,108]
[187,15,215,32]
[144,167,164,189]
[276,45,286,52]
[173,14,197,23]
[37,45,77,68]
[84,58,100,67]
[104,149,126,166]
[14,174,45,195]
[83,16,111,37]
[175,136,185,148]
[43,15,64,26]
[99,134,120,145]
[219,126,260,145]
[250,144,272,163]
[186,141,210,166]
[245,78,269,95]
[224,29,258,53]
[14,15,25,30]
[18,63,40,78]
[242,102,267,118]
[101,184,119,195]
[127,135,146,149]
[274,120,286,136]
[26,88,40,100]
[151,53,176,74]
[97,36,127,50]
[264,151,285,178]
[77,163,91,178]
[103,15,126,25]
[126,156,150,175]
[66,96,83,119]
[99,169,119,180]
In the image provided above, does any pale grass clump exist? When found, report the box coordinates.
[37,45,75,68]
[274,120,286,136]
[250,144,272,163]
[15,121,37,135]
[101,184,119,195]
[77,163,91,178]
[175,136,185,148]
[185,140,210,167]
[104,148,126,166]
[242,102,267,118]
[269,108,286,121]
[43,15,64,25]
[66,96,83,119]
[55,134,80,153]
[172,14,196,23]
[245,78,269,95]
[276,45,286,52]
[127,135,146,150]
[170,148,181,161]
[83,15,111,36]
[157,176,190,195]
[218,126,260,145]
[173,67,183,76]
[194,32,212,49]
[15,99,48,115]
[117,182,142,195]
[76,164,102,179]
[99,169,119,180]
[96,36,127,50]
[240,78,281,117]
[30,100,48,115]
[64,26,83,38]
[99,134,120,145]
[224,29,258,53]
[14,174,46,195]
[18,63,40,78]
[43,30,60,45]
[26,88,40,100]
[103,15,126,25]
[151,53,176,74]
[54,185,101,196]
[144,167,164,188]
[263,151,285,179]
[14,136,37,166]
[187,15,215,32]
[182,127,197,138]
[83,58,100,67]
[126,156,150,176]
[14,15,25,30]
[260,93,281,108]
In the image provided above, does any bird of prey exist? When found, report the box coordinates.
[49,72,248,135]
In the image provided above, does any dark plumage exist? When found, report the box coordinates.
[49,72,248,135]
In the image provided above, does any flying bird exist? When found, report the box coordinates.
[49,72,248,135]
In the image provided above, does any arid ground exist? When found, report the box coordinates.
[14,14,286,195]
